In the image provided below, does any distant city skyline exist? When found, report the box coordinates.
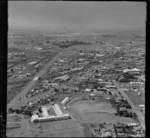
[9,1,146,32]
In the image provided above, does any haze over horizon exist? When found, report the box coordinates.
[9,1,146,32]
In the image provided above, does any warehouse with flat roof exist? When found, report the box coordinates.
[31,104,70,123]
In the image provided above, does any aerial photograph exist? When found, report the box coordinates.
[7,1,145,137]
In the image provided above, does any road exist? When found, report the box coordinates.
[8,52,64,109]
[23,85,79,104]
[18,85,79,108]
[113,81,145,129]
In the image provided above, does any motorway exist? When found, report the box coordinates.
[113,81,145,129]
[8,52,64,109]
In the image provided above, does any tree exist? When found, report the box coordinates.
[95,70,99,73]
[8,108,14,113]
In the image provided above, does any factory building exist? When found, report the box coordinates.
[31,104,70,123]
[61,97,70,106]
[53,104,63,116]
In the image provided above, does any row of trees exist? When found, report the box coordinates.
[8,108,32,116]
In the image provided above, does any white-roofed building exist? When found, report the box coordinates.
[28,61,37,66]
[123,68,140,73]
[31,114,39,122]
[33,77,39,81]
[53,104,63,116]
[95,54,104,57]
[61,97,70,105]
[31,104,70,123]
[85,88,91,92]
[42,107,49,117]
[54,75,69,81]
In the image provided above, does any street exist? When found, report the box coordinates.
[114,81,145,129]
[8,52,64,109]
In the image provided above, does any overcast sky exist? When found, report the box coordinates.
[9,1,146,32]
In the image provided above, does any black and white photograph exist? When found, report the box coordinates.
[7,1,145,137]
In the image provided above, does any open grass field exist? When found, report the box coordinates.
[9,119,85,137]
[39,119,82,132]
[126,91,145,107]
[7,115,21,123]
[7,128,21,137]
[75,112,138,124]
[7,82,28,104]
[68,100,138,124]
[37,128,84,137]
[69,100,116,114]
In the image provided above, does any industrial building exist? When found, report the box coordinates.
[31,104,70,123]
[61,97,70,105]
